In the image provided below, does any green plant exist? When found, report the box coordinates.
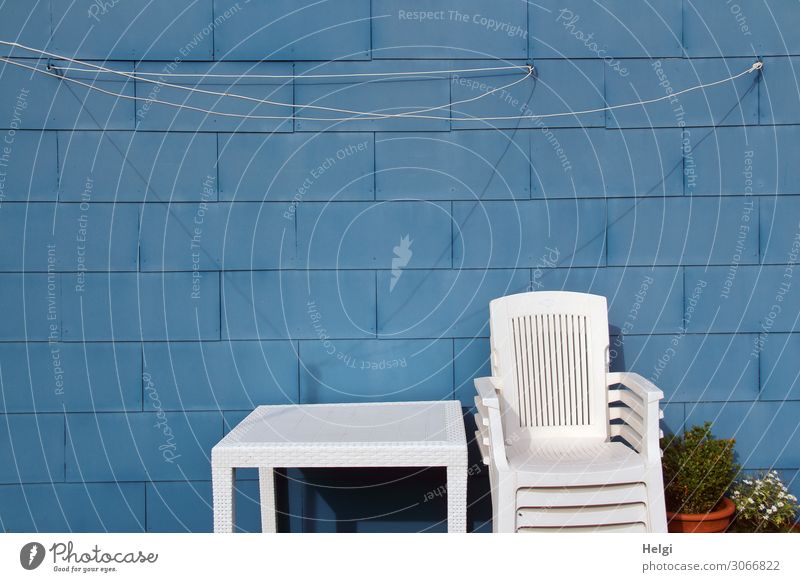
[661,422,739,514]
[730,471,799,532]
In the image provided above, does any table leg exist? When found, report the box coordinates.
[258,467,277,533]
[212,466,236,533]
[447,465,468,533]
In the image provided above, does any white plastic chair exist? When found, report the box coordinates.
[474,291,667,533]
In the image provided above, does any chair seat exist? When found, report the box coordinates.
[507,439,646,486]
[516,482,648,508]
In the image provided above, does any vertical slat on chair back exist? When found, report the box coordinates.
[490,292,609,440]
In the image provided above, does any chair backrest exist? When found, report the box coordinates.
[489,291,610,441]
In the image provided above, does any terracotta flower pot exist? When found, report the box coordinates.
[666,497,736,533]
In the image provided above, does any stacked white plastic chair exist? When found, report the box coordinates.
[474,291,667,533]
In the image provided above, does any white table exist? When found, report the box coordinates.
[212,400,468,533]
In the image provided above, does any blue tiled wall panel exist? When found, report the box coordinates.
[220,203,297,270]
[55,203,140,271]
[661,402,686,436]
[0,274,59,341]
[58,132,218,202]
[0,59,135,130]
[683,1,800,57]
[372,0,527,59]
[606,58,760,128]
[688,126,800,196]
[134,62,293,132]
[452,60,605,129]
[61,273,221,341]
[218,132,374,201]
[530,0,682,58]
[535,267,685,334]
[0,414,64,484]
[65,411,223,481]
[607,197,759,266]
[760,197,800,264]
[50,0,214,60]
[530,128,682,198]
[0,131,58,201]
[759,333,800,401]
[685,266,800,333]
[145,478,286,532]
[299,339,453,403]
[0,0,52,57]
[377,269,530,338]
[453,338,490,407]
[233,479,266,532]
[0,203,56,272]
[685,402,800,468]
[2,0,800,533]
[142,341,299,410]
[221,270,376,339]
[293,62,451,132]
[375,131,530,200]
[611,334,759,403]
[760,57,800,125]
[0,201,139,272]
[140,203,296,271]
[297,201,452,269]
[0,342,142,413]
[145,480,213,532]
[454,200,606,268]
[213,0,371,61]
[0,483,145,533]
[140,203,222,272]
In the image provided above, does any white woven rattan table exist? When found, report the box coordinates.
[212,400,468,533]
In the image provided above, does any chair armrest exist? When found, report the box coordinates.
[473,377,509,471]
[607,372,663,462]
[474,376,501,409]
[474,404,509,472]
[607,371,663,403]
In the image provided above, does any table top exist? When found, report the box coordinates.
[215,400,466,450]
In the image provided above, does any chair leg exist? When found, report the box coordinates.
[645,465,668,533]
[494,478,516,533]
[259,467,277,533]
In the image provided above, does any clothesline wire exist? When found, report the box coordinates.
[51,59,532,119]
[0,56,534,121]
[0,39,534,120]
[0,40,762,123]
[0,39,530,78]
[48,64,531,79]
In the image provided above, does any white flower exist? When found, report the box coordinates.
[772,505,778,512]
[778,502,784,508]
[766,508,773,515]
[748,498,755,504]
[733,490,741,496]
[744,480,752,485]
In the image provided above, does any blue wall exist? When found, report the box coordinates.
[1,0,799,532]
